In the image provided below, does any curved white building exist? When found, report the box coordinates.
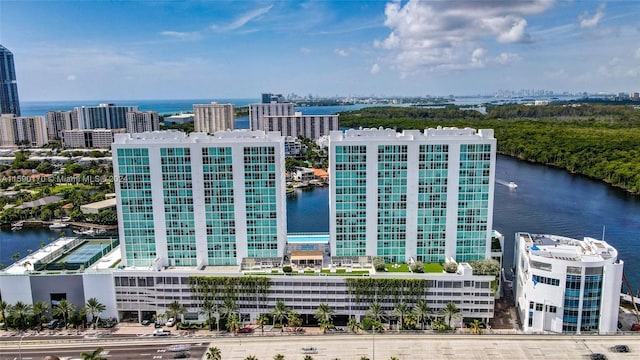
[514,232,623,334]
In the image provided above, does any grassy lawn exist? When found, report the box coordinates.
[385,263,410,272]
[423,263,444,273]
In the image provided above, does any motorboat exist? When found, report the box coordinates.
[508,181,518,189]
[49,222,69,229]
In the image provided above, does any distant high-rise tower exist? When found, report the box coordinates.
[125,110,159,133]
[46,110,78,140]
[0,114,48,147]
[329,127,496,264]
[193,102,235,134]
[0,45,21,116]
[76,103,138,130]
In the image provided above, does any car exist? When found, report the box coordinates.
[153,329,171,336]
[611,345,630,353]
[302,347,318,354]
[173,352,189,359]
[165,318,176,327]
[46,320,59,330]
[631,323,640,331]
[590,354,606,360]
[236,327,253,334]
[141,319,151,326]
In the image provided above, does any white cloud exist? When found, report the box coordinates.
[375,0,554,73]
[634,48,640,59]
[335,49,348,57]
[471,48,487,67]
[371,63,381,74]
[210,5,273,32]
[495,52,522,65]
[300,47,311,54]
[579,4,605,28]
[67,75,77,81]
[159,31,201,41]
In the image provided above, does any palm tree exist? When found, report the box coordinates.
[468,319,483,335]
[53,299,75,329]
[313,303,335,332]
[360,357,370,360]
[219,298,238,324]
[199,299,216,331]
[205,346,221,360]
[80,347,106,360]
[33,301,49,328]
[432,317,447,332]
[347,317,360,333]
[271,300,289,332]
[0,300,10,330]
[365,302,387,325]
[273,354,285,360]
[226,312,241,334]
[441,302,461,329]
[256,313,269,335]
[288,310,302,328]
[166,300,186,325]
[318,319,334,334]
[244,355,257,360]
[412,300,431,330]
[85,298,106,329]
[390,357,399,360]
[11,301,33,330]
[303,356,314,360]
[392,302,410,331]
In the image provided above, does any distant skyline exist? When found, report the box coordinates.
[1,0,639,101]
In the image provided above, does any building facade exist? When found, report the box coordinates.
[76,103,138,130]
[0,45,20,116]
[126,110,159,133]
[513,232,623,334]
[112,130,287,268]
[249,102,295,132]
[46,110,78,140]
[0,114,48,147]
[263,112,339,140]
[329,127,496,264]
[62,129,118,148]
[193,102,234,133]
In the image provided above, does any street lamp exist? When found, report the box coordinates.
[19,333,25,360]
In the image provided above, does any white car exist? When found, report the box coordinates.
[153,329,171,336]
[165,318,176,327]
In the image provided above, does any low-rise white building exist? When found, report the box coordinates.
[513,232,623,334]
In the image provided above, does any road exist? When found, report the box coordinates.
[1,333,640,360]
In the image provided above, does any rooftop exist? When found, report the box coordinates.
[518,232,618,262]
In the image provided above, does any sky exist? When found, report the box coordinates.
[1,0,639,101]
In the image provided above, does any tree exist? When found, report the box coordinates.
[441,302,461,329]
[244,355,257,360]
[468,319,483,335]
[432,317,447,332]
[205,346,222,360]
[271,300,289,332]
[32,301,49,328]
[226,312,241,334]
[199,299,216,331]
[365,302,387,324]
[412,300,432,330]
[80,347,106,360]
[372,257,385,271]
[314,303,334,333]
[52,299,75,329]
[166,300,186,324]
[303,356,314,360]
[273,354,285,360]
[10,301,33,330]
[288,311,302,328]
[392,302,410,330]
[256,313,269,335]
[0,300,10,330]
[347,317,360,333]
[85,298,106,329]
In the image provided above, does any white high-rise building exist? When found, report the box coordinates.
[125,110,159,133]
[0,114,48,147]
[112,130,286,268]
[514,232,623,334]
[62,129,119,148]
[46,110,78,140]
[329,127,496,264]
[263,112,339,140]
[249,102,295,132]
[193,102,234,133]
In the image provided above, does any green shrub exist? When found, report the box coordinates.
[444,262,458,273]
[410,261,424,273]
[282,266,292,273]
[372,257,385,271]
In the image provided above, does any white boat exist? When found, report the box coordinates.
[507,181,518,189]
[11,225,22,231]
[49,222,69,229]
[73,228,96,236]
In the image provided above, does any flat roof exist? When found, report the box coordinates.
[80,198,117,210]
[291,251,324,261]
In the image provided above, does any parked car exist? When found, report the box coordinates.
[302,347,318,354]
[236,327,253,334]
[165,318,176,327]
[47,320,59,329]
[590,354,606,360]
[631,323,640,331]
[153,329,171,337]
[173,352,189,359]
[611,345,630,353]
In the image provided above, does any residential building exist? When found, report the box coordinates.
[126,110,159,133]
[263,112,339,140]
[249,102,295,132]
[261,92,285,104]
[329,127,496,264]
[0,45,20,116]
[76,103,138,130]
[80,198,117,215]
[284,136,304,156]
[46,110,78,140]
[62,128,121,148]
[111,130,286,268]
[0,114,48,147]
[513,232,623,334]
[193,102,234,133]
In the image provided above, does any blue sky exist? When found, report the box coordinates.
[1,0,639,101]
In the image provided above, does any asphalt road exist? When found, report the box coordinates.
[2,333,640,360]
